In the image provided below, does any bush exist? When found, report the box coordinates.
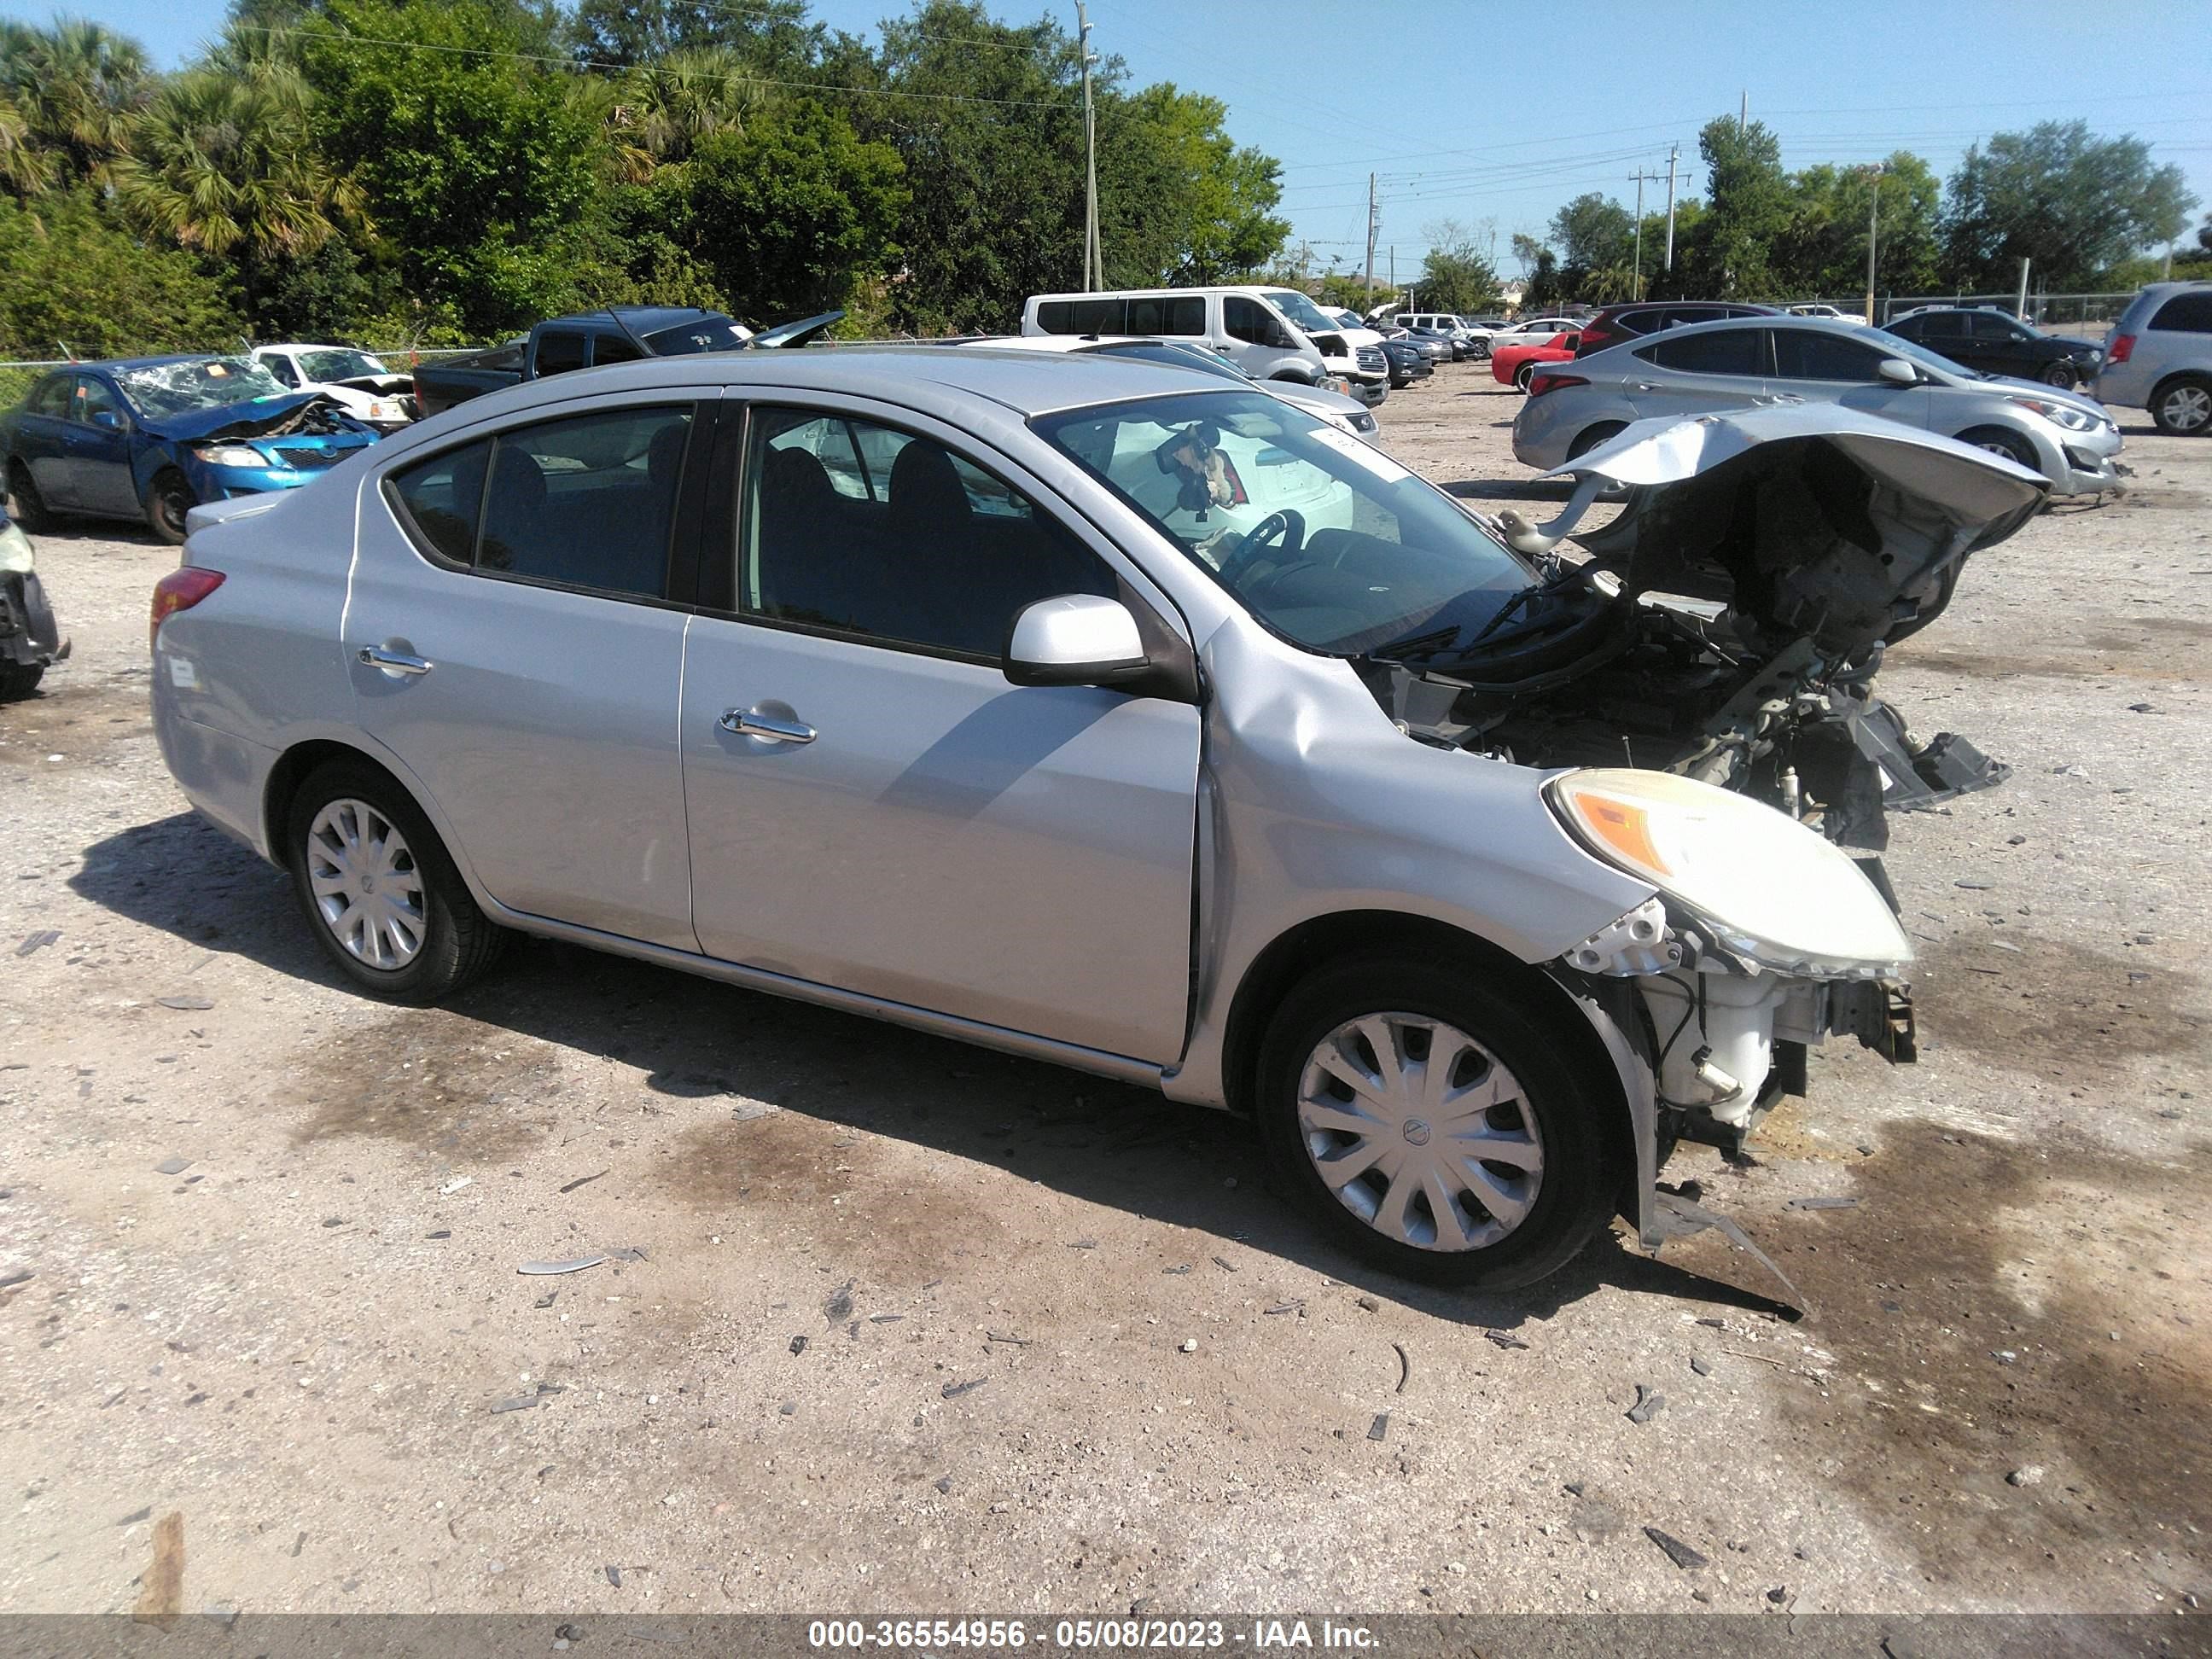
[0,189,239,361]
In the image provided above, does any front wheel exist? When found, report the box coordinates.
[283,759,504,1004]
[1255,958,1623,1289]
[146,469,194,545]
[2151,375,2212,437]
[1956,425,2040,473]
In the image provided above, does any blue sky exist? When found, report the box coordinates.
[20,0,2212,278]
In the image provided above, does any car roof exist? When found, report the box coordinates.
[67,354,236,374]
[420,344,1230,422]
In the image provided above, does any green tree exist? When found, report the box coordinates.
[295,0,607,334]
[0,18,150,191]
[1685,114,1789,297]
[1775,154,1940,298]
[1941,120,2197,289]
[0,188,236,358]
[1106,83,1284,283]
[570,0,822,71]
[1416,220,1501,315]
[1550,192,1633,278]
[681,102,905,318]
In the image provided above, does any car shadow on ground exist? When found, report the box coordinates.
[71,810,1795,1329]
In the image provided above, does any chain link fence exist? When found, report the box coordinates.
[1772,292,2133,340]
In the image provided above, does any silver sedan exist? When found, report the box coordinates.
[152,347,1942,1289]
[1513,315,2124,496]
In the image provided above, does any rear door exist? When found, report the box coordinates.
[12,375,79,507]
[1624,325,1772,416]
[1766,328,1935,428]
[678,397,1202,1063]
[349,393,706,948]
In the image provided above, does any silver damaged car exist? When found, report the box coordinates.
[148,350,2034,1288]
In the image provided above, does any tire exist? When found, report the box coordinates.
[282,759,504,1004]
[1956,425,2039,472]
[1514,361,1537,393]
[1254,956,1624,1289]
[2151,375,2212,437]
[7,462,55,533]
[0,661,43,699]
[146,468,193,545]
[2040,361,2078,389]
[1566,422,1627,461]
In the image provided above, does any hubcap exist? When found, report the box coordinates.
[1297,1013,1545,1253]
[2163,386,2210,433]
[306,798,427,971]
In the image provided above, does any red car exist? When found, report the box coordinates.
[1492,331,1581,392]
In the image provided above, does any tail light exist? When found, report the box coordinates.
[1574,323,1618,357]
[2107,333,2134,364]
[151,567,224,651]
[1528,372,1588,399]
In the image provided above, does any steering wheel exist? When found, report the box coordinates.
[1218,509,1306,586]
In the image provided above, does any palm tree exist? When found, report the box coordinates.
[0,18,152,190]
[113,64,365,259]
[0,85,47,197]
[602,48,763,183]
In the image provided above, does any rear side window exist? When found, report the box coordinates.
[534,331,588,375]
[1126,294,1203,335]
[386,405,694,599]
[26,375,73,417]
[593,333,645,366]
[1639,329,1766,375]
[2150,292,2212,333]
[1035,298,1126,335]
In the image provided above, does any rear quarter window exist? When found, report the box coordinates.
[2149,293,2212,333]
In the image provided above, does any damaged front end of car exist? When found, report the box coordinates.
[1361,405,2048,892]
[0,508,68,697]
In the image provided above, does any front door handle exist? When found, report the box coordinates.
[1633,381,1662,393]
[720,706,816,744]
[358,645,434,676]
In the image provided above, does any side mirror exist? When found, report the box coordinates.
[1268,323,1298,350]
[1877,358,1918,386]
[92,409,125,431]
[1004,593,1148,689]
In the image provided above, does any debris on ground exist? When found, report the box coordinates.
[439,1177,472,1196]
[1391,1342,1411,1394]
[986,1331,1030,1346]
[15,929,59,957]
[2006,1465,2046,1487]
[1644,1527,1709,1569]
[934,1476,952,1495]
[1211,1256,1237,1273]
[1690,1355,1713,1377]
[941,1377,987,1400]
[823,1281,853,1324]
[1482,1330,1530,1351]
[1627,1384,1666,1424]
[557,1170,608,1194]
[1650,1190,1807,1311]
[1263,1301,1303,1317]
[1356,1295,1379,1312]
[518,1255,606,1276]
[1366,1413,1389,1442]
[490,1394,539,1414]
[154,996,214,1010]
[1179,1338,1197,1353]
[789,1335,807,1357]
[604,1246,647,1262]
[1784,1196,1860,1211]
[605,1565,622,1588]
[153,1156,191,1176]
[0,1267,33,1290]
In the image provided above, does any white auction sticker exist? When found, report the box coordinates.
[1309,426,1413,483]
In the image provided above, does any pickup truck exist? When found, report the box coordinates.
[410,305,841,418]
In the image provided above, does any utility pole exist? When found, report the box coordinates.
[2014,256,2031,320]
[1662,143,1680,271]
[1862,161,1886,324]
[1738,90,1747,137]
[1629,167,1664,300]
[1077,1,1099,290]
[1358,175,1378,301]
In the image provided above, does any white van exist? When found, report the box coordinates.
[1020,288,1388,404]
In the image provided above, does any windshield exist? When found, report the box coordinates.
[644,316,748,355]
[116,357,292,418]
[1033,390,1531,655]
[1080,341,1250,383]
[294,348,387,382]
[1260,288,1341,336]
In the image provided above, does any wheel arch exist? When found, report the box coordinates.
[1219,908,1653,1233]
[259,736,498,913]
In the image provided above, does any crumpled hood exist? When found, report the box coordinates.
[144,393,327,443]
[1544,404,2048,658]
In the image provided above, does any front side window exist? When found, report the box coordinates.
[1034,390,1530,657]
[1224,297,1273,345]
[1770,330,1887,381]
[1640,328,1765,375]
[742,406,1115,659]
[295,348,387,382]
[1970,313,2023,341]
[74,378,123,424]
[386,405,693,598]
[262,355,301,387]
[644,316,747,354]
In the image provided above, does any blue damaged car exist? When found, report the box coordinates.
[1,354,379,545]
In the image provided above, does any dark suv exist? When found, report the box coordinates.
[1572,300,1776,358]
[1883,306,2103,389]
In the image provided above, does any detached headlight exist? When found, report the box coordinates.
[191,443,268,469]
[2008,395,2095,433]
[1349,410,1378,433]
[1546,768,1910,977]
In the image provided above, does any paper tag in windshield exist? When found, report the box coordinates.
[1310,427,1412,483]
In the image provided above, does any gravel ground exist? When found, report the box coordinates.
[0,366,2206,1625]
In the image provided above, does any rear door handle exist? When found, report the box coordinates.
[358,645,434,676]
[720,707,816,744]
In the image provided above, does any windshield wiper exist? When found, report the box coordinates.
[1368,624,1462,661]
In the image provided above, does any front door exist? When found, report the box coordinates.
[69,377,141,517]
[679,401,1202,1063]
[347,395,705,948]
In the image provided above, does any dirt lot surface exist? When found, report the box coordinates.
[1,368,2207,1627]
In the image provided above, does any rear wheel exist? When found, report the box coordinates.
[146,468,193,545]
[1567,422,1627,460]
[7,462,55,533]
[283,759,504,1004]
[1957,425,2039,473]
[2151,375,2212,436]
[2040,360,2079,389]
[1514,361,1537,393]
[0,661,44,699]
[1255,956,1622,1289]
